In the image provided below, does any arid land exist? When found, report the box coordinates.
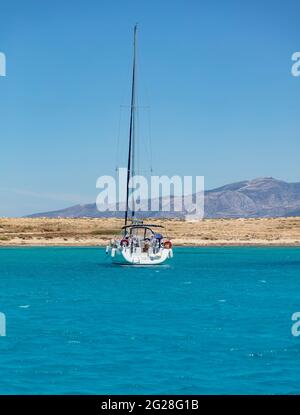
[0,217,300,246]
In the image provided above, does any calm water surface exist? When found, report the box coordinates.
[0,246,300,394]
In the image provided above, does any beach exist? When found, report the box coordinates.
[0,217,300,247]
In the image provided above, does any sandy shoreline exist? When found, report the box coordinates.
[0,217,300,247]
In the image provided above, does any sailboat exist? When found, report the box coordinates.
[106,25,173,265]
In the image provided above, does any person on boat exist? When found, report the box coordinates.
[148,233,160,252]
[143,240,150,253]
[155,233,163,245]
[132,235,139,248]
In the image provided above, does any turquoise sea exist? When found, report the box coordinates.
[0,246,300,394]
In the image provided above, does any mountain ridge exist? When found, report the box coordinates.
[27,177,300,219]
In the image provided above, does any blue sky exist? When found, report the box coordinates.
[0,0,299,216]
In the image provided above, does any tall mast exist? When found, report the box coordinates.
[125,24,137,226]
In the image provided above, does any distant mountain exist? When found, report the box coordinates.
[27,177,300,219]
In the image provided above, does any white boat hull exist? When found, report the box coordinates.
[109,246,173,265]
